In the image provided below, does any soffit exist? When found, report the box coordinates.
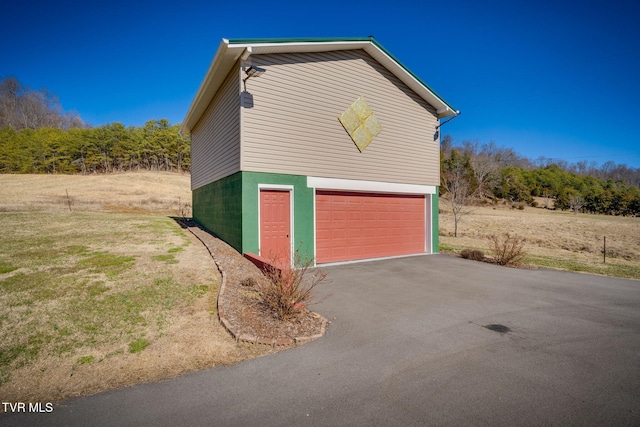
[181,38,457,136]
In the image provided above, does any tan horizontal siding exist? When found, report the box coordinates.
[191,63,241,190]
[240,50,440,186]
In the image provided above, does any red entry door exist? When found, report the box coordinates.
[260,189,291,266]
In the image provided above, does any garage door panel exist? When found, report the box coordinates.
[316,191,426,263]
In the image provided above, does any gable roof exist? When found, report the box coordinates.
[180,37,458,136]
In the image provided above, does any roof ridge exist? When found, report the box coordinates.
[228,36,376,44]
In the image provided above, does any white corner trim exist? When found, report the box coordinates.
[307,176,435,195]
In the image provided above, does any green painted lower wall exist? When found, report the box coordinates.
[192,172,243,252]
[192,171,315,264]
[432,187,439,253]
[192,171,438,262]
[241,171,315,264]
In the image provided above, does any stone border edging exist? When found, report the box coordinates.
[181,221,327,347]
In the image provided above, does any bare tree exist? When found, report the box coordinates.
[471,142,502,198]
[569,194,584,215]
[440,134,453,159]
[442,151,475,237]
[542,189,553,209]
[0,76,85,130]
[0,77,21,128]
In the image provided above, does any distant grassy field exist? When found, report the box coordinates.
[439,198,640,280]
[0,172,274,405]
[0,171,193,214]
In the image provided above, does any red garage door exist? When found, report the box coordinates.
[316,191,426,263]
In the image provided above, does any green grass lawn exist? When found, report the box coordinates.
[0,211,214,388]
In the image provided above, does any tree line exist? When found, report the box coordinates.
[1,77,638,216]
[0,120,189,174]
[0,77,189,174]
[441,136,640,221]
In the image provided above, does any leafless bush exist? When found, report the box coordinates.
[176,196,192,220]
[489,233,527,266]
[241,277,258,287]
[257,255,327,321]
[460,248,485,261]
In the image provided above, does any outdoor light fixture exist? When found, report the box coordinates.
[244,65,266,80]
[241,65,266,107]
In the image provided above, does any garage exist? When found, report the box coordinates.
[186,38,451,265]
[315,191,426,263]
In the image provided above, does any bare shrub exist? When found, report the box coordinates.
[460,248,485,261]
[489,233,527,266]
[257,256,327,321]
[176,196,192,220]
[241,277,258,287]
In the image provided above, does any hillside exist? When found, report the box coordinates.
[0,171,192,214]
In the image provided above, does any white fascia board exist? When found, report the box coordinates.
[237,41,453,117]
[307,176,436,195]
[232,40,371,54]
[362,43,455,119]
[181,39,247,135]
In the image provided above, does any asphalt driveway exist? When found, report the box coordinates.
[3,255,640,426]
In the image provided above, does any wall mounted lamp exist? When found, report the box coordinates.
[241,66,266,108]
[244,65,266,81]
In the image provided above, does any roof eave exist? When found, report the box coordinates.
[361,40,457,119]
[180,37,458,135]
[181,39,240,136]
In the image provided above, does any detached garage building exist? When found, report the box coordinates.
[181,37,458,266]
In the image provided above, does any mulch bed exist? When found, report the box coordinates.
[184,222,327,346]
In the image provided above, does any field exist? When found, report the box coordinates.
[0,172,193,214]
[439,198,640,279]
[0,172,276,406]
[1,173,638,406]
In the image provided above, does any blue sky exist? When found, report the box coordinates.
[3,0,639,167]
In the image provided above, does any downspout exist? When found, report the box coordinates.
[433,110,460,253]
[434,110,461,141]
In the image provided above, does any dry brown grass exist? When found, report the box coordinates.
[440,197,640,279]
[0,171,192,215]
[0,172,278,407]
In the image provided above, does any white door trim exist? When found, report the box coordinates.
[257,185,294,266]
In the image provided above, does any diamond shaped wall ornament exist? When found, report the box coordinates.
[338,96,382,152]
